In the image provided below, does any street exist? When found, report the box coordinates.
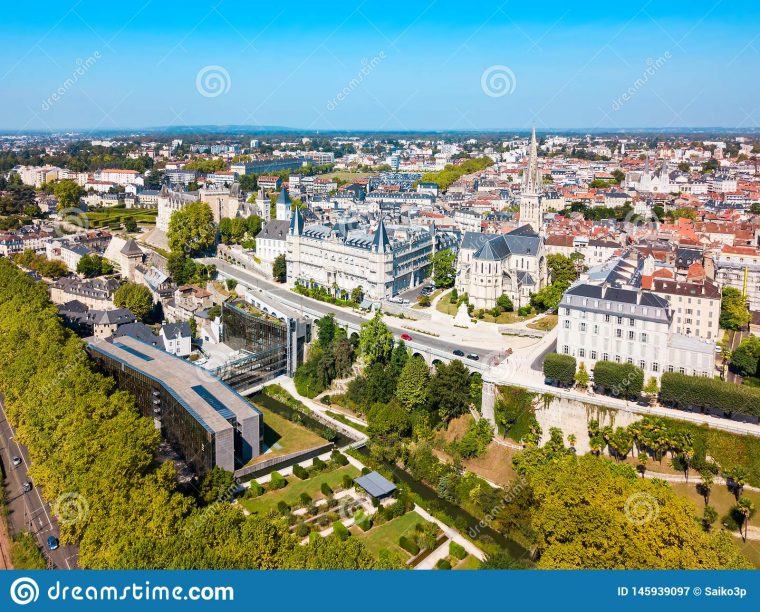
[0,397,78,569]
[205,257,495,360]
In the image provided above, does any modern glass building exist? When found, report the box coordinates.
[218,300,303,391]
[86,335,262,474]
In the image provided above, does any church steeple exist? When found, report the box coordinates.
[289,204,304,235]
[372,218,391,253]
[523,127,542,195]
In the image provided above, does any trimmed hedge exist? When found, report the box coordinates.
[660,372,760,417]
[399,536,420,556]
[332,521,350,541]
[321,482,333,496]
[299,492,312,506]
[436,558,452,570]
[342,474,354,490]
[449,541,467,560]
[269,472,287,490]
[292,465,308,480]
[592,360,644,398]
[245,482,264,498]
[331,451,349,466]
[543,353,577,385]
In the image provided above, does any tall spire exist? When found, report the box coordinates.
[523,127,542,195]
[289,204,304,235]
[372,217,391,253]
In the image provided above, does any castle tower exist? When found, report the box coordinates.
[518,128,545,232]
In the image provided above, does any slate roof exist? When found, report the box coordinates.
[471,225,541,261]
[354,471,397,498]
[120,239,143,256]
[258,220,290,241]
[162,321,191,340]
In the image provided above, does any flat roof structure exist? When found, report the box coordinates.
[354,471,397,499]
[87,335,261,472]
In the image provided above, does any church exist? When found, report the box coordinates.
[455,129,548,310]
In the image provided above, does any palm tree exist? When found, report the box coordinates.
[726,467,749,501]
[697,471,714,506]
[735,497,755,543]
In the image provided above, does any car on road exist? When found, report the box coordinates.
[400,333,413,341]
[453,349,465,357]
[467,353,480,361]
[12,456,22,467]
[47,536,59,551]
[22,481,32,493]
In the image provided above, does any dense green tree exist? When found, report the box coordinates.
[167,201,216,255]
[197,467,236,505]
[316,313,337,348]
[543,353,576,385]
[395,355,430,412]
[113,282,153,320]
[76,254,113,278]
[730,335,760,377]
[431,249,456,287]
[547,253,576,286]
[496,294,514,312]
[720,287,750,331]
[272,254,287,283]
[358,310,393,365]
[430,360,472,421]
[53,179,85,210]
[246,214,263,237]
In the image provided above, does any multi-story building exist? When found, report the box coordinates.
[94,169,144,186]
[156,186,200,232]
[557,252,716,380]
[87,335,262,474]
[649,275,721,340]
[256,219,289,273]
[713,245,760,311]
[286,207,443,301]
[518,128,546,232]
[456,226,548,310]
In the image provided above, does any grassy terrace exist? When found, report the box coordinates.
[436,291,533,324]
[241,465,360,515]
[353,511,425,560]
[85,206,157,228]
[245,400,327,465]
[454,555,481,570]
[325,410,368,434]
[526,314,558,331]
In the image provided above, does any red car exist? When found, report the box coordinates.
[400,333,413,341]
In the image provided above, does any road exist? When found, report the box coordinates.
[725,329,746,385]
[205,257,492,361]
[0,397,78,569]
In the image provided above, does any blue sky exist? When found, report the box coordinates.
[1,0,758,131]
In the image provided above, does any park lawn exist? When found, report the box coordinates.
[245,401,327,465]
[355,511,425,559]
[454,555,481,570]
[436,291,459,316]
[527,314,558,331]
[328,171,376,182]
[86,207,158,228]
[669,482,760,529]
[241,464,360,515]
[740,541,760,569]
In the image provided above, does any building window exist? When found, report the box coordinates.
[627,357,633,364]
[580,323,586,332]
[628,331,634,340]
[616,329,622,338]
[640,360,646,370]
[591,351,597,359]
[668,365,674,372]
[594,325,599,334]
[604,314,610,322]
[603,352,609,361]
[629,318,635,326]
[615,355,621,363]
[617,316,622,324]
[679,367,685,374]
[579,348,585,358]
[563,345,569,355]
[564,320,570,329]
[652,362,659,372]
[641,332,647,343]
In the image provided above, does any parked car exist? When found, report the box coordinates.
[400,333,413,341]
[12,456,22,467]
[22,481,32,493]
[47,536,59,551]
[453,349,465,357]
[467,353,480,361]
